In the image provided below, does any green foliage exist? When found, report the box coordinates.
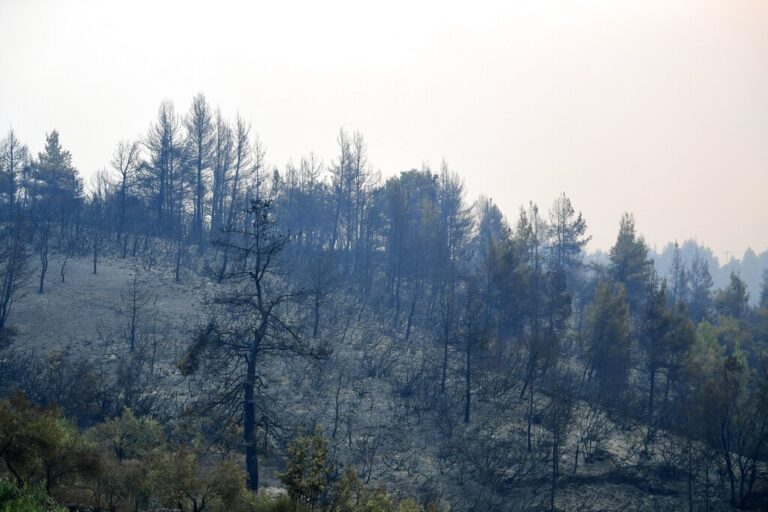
[609,213,653,312]
[0,394,426,512]
[687,252,714,322]
[760,271,768,310]
[149,449,205,511]
[279,428,332,507]
[91,456,152,512]
[0,481,66,512]
[177,322,217,376]
[641,279,696,385]
[714,271,750,320]
[0,393,62,485]
[0,480,13,506]
[87,407,163,462]
[0,392,98,490]
[33,130,83,213]
[587,281,631,401]
[689,321,725,372]
[276,433,430,512]
[329,469,423,512]
[685,348,768,508]
[253,493,308,512]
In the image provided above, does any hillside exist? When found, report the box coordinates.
[0,97,766,512]
[2,251,763,511]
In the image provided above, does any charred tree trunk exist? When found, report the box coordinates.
[464,333,471,423]
[405,295,417,342]
[244,347,259,492]
[313,290,321,338]
[38,223,49,294]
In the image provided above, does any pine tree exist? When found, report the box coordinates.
[587,281,631,404]
[687,251,713,323]
[715,272,750,320]
[609,213,653,314]
[33,130,82,220]
[667,241,688,307]
[184,93,214,240]
[279,429,331,507]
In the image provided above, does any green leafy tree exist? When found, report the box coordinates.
[641,277,696,420]
[687,251,713,323]
[149,449,253,512]
[0,393,68,487]
[667,241,688,307]
[279,429,332,508]
[689,350,768,508]
[330,469,421,512]
[87,408,163,462]
[0,480,66,512]
[755,272,768,351]
[32,131,82,220]
[715,271,750,320]
[0,393,98,495]
[609,213,653,313]
[587,282,631,404]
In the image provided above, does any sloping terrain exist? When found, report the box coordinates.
[10,255,204,352]
[1,253,757,511]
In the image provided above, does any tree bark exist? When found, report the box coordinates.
[464,334,471,423]
[244,346,259,492]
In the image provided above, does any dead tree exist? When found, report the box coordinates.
[182,199,325,492]
[120,269,156,352]
[37,221,49,294]
[0,217,29,334]
[544,367,575,512]
[111,140,140,257]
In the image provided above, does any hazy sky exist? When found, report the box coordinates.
[1,0,766,259]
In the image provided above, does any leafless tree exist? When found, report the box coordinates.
[209,109,233,235]
[90,170,112,275]
[181,198,325,491]
[0,130,29,218]
[543,367,576,512]
[0,217,29,335]
[111,139,140,257]
[37,220,49,294]
[120,269,156,352]
[185,93,214,241]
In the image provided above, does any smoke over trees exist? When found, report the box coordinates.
[0,95,767,511]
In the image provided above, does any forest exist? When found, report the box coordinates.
[0,93,766,511]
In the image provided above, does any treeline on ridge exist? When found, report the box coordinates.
[0,93,767,511]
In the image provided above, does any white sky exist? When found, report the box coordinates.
[1,0,767,259]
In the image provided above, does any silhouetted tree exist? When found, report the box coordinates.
[609,213,653,314]
[587,281,631,405]
[181,199,323,492]
[0,130,29,219]
[687,251,714,323]
[715,271,750,320]
[0,216,29,334]
[184,93,214,241]
[111,139,140,256]
[667,241,688,307]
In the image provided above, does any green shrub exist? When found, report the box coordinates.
[0,480,66,512]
